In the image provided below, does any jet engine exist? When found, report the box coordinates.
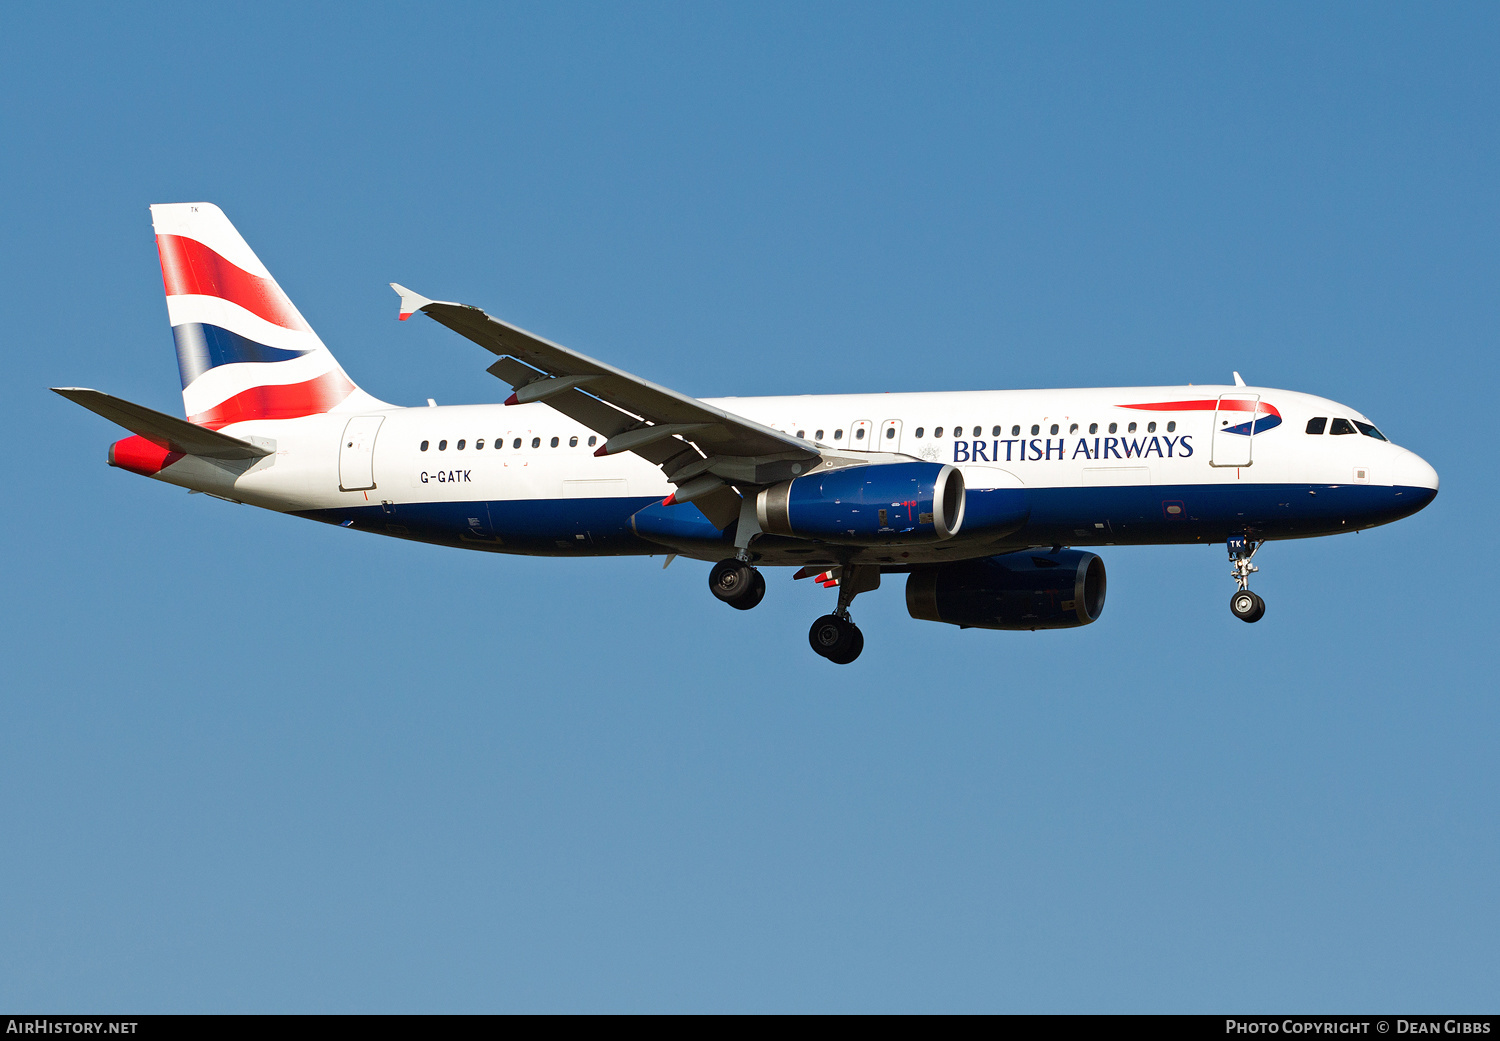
[906,549,1106,630]
[756,462,964,543]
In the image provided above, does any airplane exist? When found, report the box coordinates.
[55,203,1439,664]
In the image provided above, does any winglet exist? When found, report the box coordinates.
[390,282,435,321]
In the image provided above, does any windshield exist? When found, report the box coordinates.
[1354,421,1388,442]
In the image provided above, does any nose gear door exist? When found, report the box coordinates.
[1210,394,1259,468]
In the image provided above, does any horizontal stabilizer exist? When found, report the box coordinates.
[51,388,272,459]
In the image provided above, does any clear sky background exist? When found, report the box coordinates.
[1,2,1496,1013]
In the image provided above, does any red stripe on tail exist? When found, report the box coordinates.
[156,234,310,331]
[188,370,356,428]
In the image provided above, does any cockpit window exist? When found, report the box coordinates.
[1305,417,1327,435]
[1329,418,1356,435]
[1354,421,1388,441]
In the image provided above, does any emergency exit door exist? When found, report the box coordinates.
[339,416,384,491]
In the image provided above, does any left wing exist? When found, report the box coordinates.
[392,284,823,529]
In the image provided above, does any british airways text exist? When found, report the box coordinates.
[954,435,1194,463]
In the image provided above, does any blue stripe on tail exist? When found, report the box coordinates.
[172,323,313,388]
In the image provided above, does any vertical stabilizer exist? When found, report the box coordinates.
[150,202,389,428]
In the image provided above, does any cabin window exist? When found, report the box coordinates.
[796,430,805,439]
[531,437,540,448]
[1031,424,1040,436]
[550,436,559,447]
[914,427,924,438]
[513,437,522,449]
[456,439,466,450]
[1128,422,1137,433]
[588,435,597,446]
[475,439,485,449]
[1088,423,1097,434]
[934,427,944,438]
[834,429,844,440]
[1011,425,1021,436]
[1306,417,1327,434]
[813,429,823,440]
[1108,423,1117,434]
[1355,421,1388,441]
[1049,423,1059,435]
[969,426,978,437]
[1147,422,1156,433]
[885,426,895,439]
[1069,423,1078,434]
[855,427,865,440]
[1330,418,1356,435]
[1167,421,1176,432]
[569,435,578,447]
[420,440,429,451]
[438,440,448,451]
[990,425,999,436]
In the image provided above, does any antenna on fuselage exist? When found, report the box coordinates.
[1233,371,1247,387]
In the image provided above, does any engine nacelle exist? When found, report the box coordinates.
[756,462,964,543]
[906,549,1107,630]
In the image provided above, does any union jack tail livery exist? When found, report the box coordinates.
[151,203,387,429]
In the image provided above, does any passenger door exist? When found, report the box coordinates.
[1210,394,1258,468]
[339,416,384,491]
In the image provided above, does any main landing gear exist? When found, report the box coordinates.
[806,564,878,665]
[1227,536,1266,623]
[709,558,765,610]
[708,558,874,664]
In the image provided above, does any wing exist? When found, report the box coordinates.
[391,284,822,529]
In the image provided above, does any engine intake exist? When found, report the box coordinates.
[756,462,964,543]
[906,549,1107,630]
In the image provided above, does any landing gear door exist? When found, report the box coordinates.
[1210,394,1258,468]
[879,419,903,453]
[339,416,384,491]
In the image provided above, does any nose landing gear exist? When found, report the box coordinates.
[1227,536,1266,623]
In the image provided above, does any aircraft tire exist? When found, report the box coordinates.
[1230,589,1265,623]
[826,625,864,665]
[731,568,766,611]
[809,614,859,662]
[710,559,762,608]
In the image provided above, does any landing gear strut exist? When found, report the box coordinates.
[807,564,878,664]
[1227,536,1266,623]
[709,558,765,610]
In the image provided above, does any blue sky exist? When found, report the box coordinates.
[2,2,1496,1012]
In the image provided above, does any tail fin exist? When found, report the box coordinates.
[150,202,388,428]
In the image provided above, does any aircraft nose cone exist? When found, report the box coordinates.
[1396,450,1439,493]
[1390,449,1439,516]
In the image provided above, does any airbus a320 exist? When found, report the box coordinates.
[55,203,1439,663]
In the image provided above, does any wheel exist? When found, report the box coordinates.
[1244,591,1265,623]
[809,614,861,662]
[734,568,766,611]
[1230,589,1265,623]
[710,559,763,609]
[826,625,864,665]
